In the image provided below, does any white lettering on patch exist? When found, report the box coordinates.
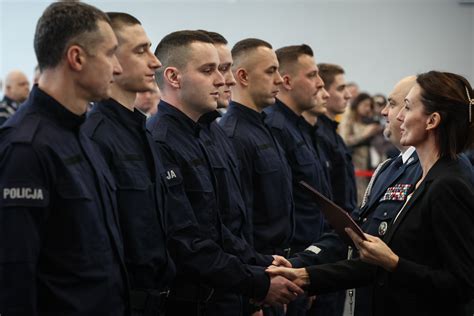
[3,188,44,200]
[166,170,177,180]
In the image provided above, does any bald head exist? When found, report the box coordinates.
[382,75,416,149]
[4,70,30,102]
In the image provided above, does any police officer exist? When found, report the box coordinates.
[219,38,294,258]
[198,31,294,315]
[82,13,173,316]
[0,70,30,125]
[147,30,302,316]
[264,44,331,255]
[290,76,422,316]
[0,2,128,315]
[263,45,340,316]
[301,87,333,192]
[316,63,357,213]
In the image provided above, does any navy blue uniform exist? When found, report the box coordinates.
[291,149,422,316]
[264,100,331,253]
[199,111,253,244]
[82,99,175,313]
[317,115,357,213]
[0,96,20,125]
[147,101,271,315]
[219,101,294,254]
[0,87,128,315]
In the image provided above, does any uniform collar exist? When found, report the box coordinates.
[30,85,85,130]
[401,146,416,164]
[229,101,265,126]
[274,98,308,127]
[95,98,147,131]
[158,100,201,136]
[318,114,339,129]
[198,110,221,127]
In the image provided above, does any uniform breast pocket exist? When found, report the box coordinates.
[294,146,316,167]
[54,176,108,252]
[56,177,93,201]
[366,210,393,237]
[255,149,280,174]
[114,167,152,191]
[182,166,214,193]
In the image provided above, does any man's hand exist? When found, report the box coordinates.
[271,255,292,267]
[262,275,304,306]
[345,228,399,271]
[266,266,310,289]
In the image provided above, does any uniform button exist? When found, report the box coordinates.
[383,212,388,216]
[362,218,367,223]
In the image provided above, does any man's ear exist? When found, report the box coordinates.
[66,45,86,71]
[282,74,292,91]
[164,67,180,89]
[426,112,441,131]
[235,68,249,87]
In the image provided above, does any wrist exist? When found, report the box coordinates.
[297,268,311,286]
[386,254,399,272]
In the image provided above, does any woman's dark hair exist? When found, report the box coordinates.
[349,92,373,120]
[417,71,474,159]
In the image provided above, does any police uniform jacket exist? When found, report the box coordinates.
[147,101,271,301]
[82,99,175,291]
[200,111,261,249]
[305,157,474,316]
[219,101,294,254]
[0,86,128,315]
[317,115,357,212]
[264,100,331,250]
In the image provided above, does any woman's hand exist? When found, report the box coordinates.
[345,228,399,271]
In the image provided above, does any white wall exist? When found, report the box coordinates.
[1,0,473,96]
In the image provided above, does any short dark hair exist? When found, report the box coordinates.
[416,71,474,158]
[154,30,214,87]
[231,38,272,62]
[197,30,228,45]
[318,63,345,89]
[275,44,314,75]
[107,12,141,32]
[34,2,110,71]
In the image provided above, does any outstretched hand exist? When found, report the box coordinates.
[266,266,310,289]
[345,228,399,271]
[271,255,292,268]
[262,275,304,306]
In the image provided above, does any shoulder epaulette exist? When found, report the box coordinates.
[150,123,168,142]
[266,109,286,130]
[9,115,41,144]
[220,116,238,137]
[82,111,105,138]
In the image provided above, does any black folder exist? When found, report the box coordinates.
[299,181,367,247]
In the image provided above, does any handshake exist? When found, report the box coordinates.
[260,255,311,307]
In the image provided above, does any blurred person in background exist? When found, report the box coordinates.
[339,92,383,204]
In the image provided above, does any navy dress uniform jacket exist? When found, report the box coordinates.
[147,101,271,302]
[306,157,474,316]
[317,115,357,213]
[264,100,331,251]
[82,99,176,292]
[0,87,128,315]
[219,101,294,254]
